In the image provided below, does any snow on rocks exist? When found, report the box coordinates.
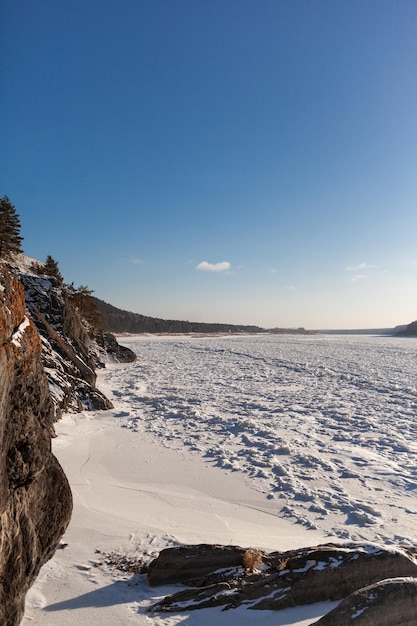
[147,542,417,614]
[11,315,30,346]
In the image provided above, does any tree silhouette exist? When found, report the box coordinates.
[0,196,23,259]
[30,255,64,284]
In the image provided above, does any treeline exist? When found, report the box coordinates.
[94,297,263,335]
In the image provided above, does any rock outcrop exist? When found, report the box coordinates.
[12,260,136,419]
[147,542,417,618]
[148,544,245,586]
[314,577,417,625]
[0,263,73,625]
[94,331,137,364]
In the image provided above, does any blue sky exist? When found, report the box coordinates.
[2,0,417,329]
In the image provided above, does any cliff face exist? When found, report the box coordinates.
[0,263,72,625]
[19,271,113,418]
[14,263,135,419]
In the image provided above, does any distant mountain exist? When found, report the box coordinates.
[94,298,264,335]
[394,321,417,337]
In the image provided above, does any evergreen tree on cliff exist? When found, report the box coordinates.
[42,255,64,284]
[0,196,23,259]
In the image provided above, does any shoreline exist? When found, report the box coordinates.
[24,408,334,625]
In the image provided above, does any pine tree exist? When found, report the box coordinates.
[42,255,64,284]
[30,255,64,284]
[0,196,23,259]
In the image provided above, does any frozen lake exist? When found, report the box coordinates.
[101,333,417,547]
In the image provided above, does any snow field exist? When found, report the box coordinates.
[105,333,417,547]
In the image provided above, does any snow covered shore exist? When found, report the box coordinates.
[23,410,334,625]
[23,333,417,624]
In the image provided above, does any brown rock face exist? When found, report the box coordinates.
[0,265,72,625]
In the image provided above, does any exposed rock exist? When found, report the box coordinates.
[148,544,246,586]
[148,543,417,614]
[16,270,112,417]
[314,577,417,625]
[9,260,136,419]
[94,331,137,364]
[0,263,72,625]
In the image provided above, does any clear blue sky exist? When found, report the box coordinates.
[2,0,417,329]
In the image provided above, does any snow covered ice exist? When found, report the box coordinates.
[24,332,417,625]
[104,333,417,547]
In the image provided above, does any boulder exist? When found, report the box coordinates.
[314,577,417,625]
[148,542,417,614]
[148,544,245,586]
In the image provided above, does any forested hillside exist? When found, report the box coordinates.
[94,297,263,334]
[395,321,417,337]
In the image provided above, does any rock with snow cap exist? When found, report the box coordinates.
[148,542,417,613]
[313,576,417,625]
[9,255,136,418]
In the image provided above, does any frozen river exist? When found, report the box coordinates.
[100,333,417,547]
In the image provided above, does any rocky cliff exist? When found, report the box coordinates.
[0,258,136,624]
[0,262,73,625]
[12,258,136,419]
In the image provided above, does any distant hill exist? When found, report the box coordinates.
[318,328,397,335]
[394,321,417,337]
[94,297,406,337]
[94,298,264,335]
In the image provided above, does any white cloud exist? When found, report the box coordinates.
[346,262,376,271]
[196,261,231,272]
[350,274,367,282]
[130,257,143,265]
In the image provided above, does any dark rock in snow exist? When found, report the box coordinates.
[148,544,246,586]
[314,577,417,625]
[94,331,137,364]
[148,542,417,615]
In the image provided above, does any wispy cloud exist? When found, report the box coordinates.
[130,257,143,265]
[350,274,367,283]
[196,261,231,272]
[345,262,376,271]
